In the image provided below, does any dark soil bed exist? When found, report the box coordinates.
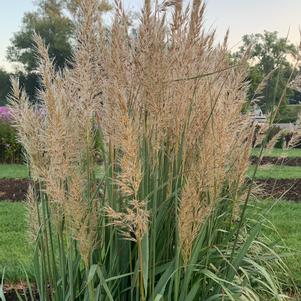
[4,290,37,301]
[255,179,301,201]
[0,178,300,202]
[0,179,30,201]
[250,156,301,166]
[3,284,38,301]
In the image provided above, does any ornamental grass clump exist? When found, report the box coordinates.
[9,0,295,300]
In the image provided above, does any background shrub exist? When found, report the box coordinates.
[0,107,23,163]
[276,104,301,123]
[0,121,23,163]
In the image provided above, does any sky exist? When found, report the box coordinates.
[0,0,34,71]
[0,0,301,71]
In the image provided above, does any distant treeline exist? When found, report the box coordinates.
[0,70,41,104]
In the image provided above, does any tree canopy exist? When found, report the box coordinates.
[7,0,74,72]
[234,31,298,113]
[5,0,111,101]
[0,70,11,105]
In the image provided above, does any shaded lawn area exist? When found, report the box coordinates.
[0,164,29,179]
[249,200,301,286]
[248,165,301,179]
[252,148,301,158]
[0,202,33,282]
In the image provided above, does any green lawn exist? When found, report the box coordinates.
[249,200,301,286]
[0,164,104,180]
[0,164,29,179]
[252,148,301,158]
[248,165,301,179]
[0,202,33,282]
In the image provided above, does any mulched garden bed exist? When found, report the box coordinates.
[3,283,38,301]
[0,178,300,202]
[255,179,301,201]
[4,290,38,301]
[250,156,301,166]
[0,179,30,201]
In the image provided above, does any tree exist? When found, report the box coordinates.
[0,69,11,105]
[63,0,111,14]
[235,31,297,113]
[7,0,74,72]
[7,0,112,73]
[6,0,111,101]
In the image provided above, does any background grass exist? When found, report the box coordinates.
[251,148,301,158]
[0,164,102,180]
[249,200,301,286]
[0,202,33,282]
[248,165,301,179]
[0,164,29,179]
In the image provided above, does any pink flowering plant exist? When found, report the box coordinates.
[0,106,12,121]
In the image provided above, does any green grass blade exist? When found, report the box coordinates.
[142,232,149,296]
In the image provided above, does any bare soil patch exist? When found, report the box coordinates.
[255,179,301,201]
[0,179,30,201]
[3,283,38,301]
[0,177,300,202]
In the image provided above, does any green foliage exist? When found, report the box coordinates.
[6,0,112,101]
[0,121,23,164]
[17,72,42,102]
[30,172,292,301]
[7,0,74,72]
[275,104,301,123]
[63,0,112,14]
[6,0,74,102]
[0,70,11,106]
[235,31,298,113]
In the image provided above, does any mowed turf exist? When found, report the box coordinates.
[248,165,301,179]
[249,148,301,286]
[0,164,103,179]
[249,200,301,286]
[0,202,33,282]
[0,164,29,179]
[252,148,301,158]
[250,148,301,179]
